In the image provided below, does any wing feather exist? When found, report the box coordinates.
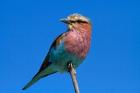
[38,33,66,72]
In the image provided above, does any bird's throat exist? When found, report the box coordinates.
[68,24,74,30]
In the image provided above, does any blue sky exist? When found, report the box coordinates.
[0,0,140,93]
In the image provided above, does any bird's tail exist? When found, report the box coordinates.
[22,65,57,90]
[22,72,42,90]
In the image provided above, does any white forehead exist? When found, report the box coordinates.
[67,13,90,23]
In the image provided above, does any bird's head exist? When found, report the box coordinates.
[60,13,91,31]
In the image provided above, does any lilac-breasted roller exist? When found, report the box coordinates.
[22,13,92,90]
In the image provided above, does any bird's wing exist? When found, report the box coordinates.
[22,33,66,90]
[38,33,66,72]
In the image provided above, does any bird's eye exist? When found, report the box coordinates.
[70,20,88,23]
[77,20,88,23]
[70,20,76,23]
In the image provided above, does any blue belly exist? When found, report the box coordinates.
[48,42,83,72]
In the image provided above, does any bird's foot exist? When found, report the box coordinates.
[67,63,76,75]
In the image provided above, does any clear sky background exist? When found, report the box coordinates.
[0,0,140,93]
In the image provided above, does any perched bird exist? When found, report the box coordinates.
[22,13,92,90]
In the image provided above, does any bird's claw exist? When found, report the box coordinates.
[67,63,76,75]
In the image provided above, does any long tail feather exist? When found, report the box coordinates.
[22,72,41,90]
[22,65,57,90]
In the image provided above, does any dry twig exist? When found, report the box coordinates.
[68,63,80,93]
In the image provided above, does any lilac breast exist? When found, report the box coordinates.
[64,29,91,59]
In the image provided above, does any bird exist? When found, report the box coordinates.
[22,13,92,90]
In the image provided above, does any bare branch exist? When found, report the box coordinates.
[68,63,80,93]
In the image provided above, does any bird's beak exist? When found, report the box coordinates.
[60,18,69,24]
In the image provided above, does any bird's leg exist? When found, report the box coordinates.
[68,63,76,74]
[67,63,80,93]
